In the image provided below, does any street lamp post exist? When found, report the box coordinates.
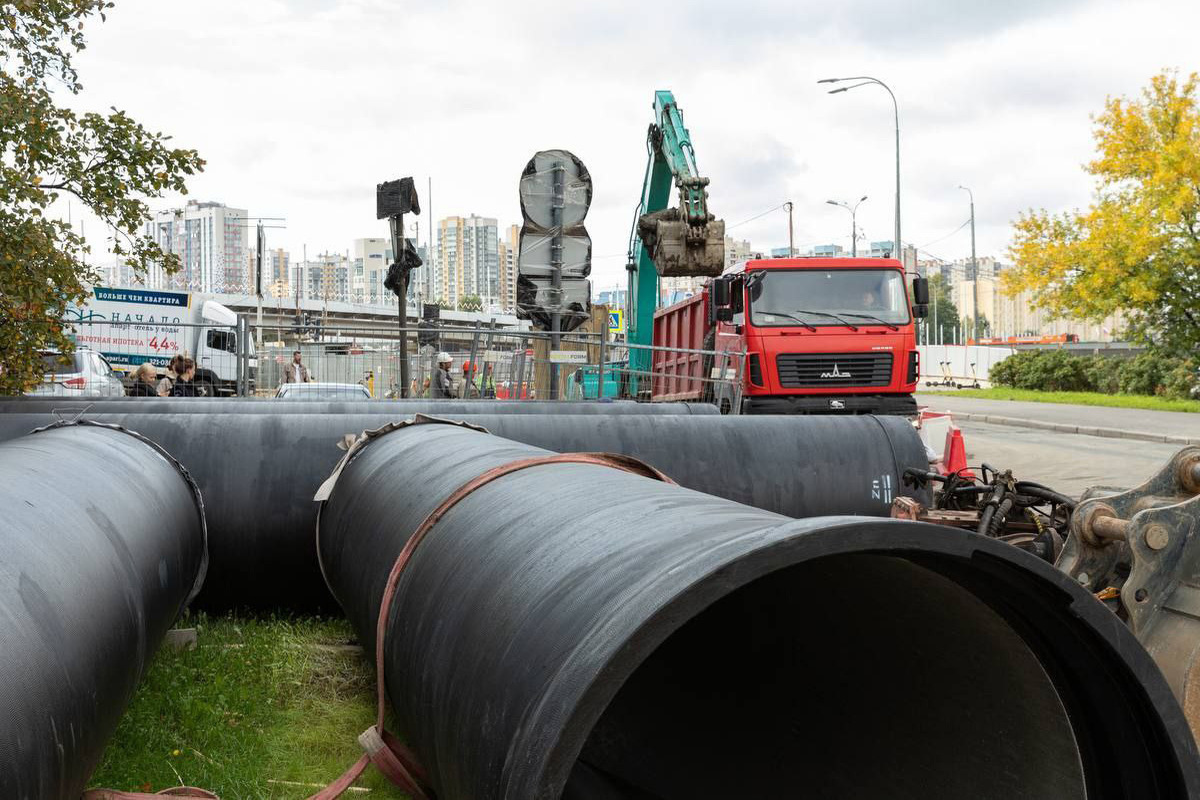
[784,201,795,257]
[819,76,901,260]
[826,196,868,257]
[959,185,978,341]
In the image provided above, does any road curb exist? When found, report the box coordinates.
[952,412,1200,446]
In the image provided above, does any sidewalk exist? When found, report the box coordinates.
[915,393,1200,446]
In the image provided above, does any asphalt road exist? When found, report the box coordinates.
[951,419,1181,499]
[917,393,1200,440]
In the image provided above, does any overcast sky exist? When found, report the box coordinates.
[66,0,1200,293]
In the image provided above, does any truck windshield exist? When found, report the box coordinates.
[749,269,909,328]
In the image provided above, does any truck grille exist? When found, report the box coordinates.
[776,353,893,388]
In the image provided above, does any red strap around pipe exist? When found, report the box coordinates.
[312,451,675,800]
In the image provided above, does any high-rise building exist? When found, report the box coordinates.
[106,259,140,287]
[435,215,499,308]
[265,248,289,296]
[246,247,290,296]
[497,224,520,312]
[435,217,462,306]
[725,237,758,268]
[144,200,250,293]
[464,215,499,306]
[352,238,392,304]
[296,252,350,302]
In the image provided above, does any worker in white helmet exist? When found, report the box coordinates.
[431,352,454,398]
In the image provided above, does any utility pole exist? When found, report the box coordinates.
[784,201,795,257]
[960,185,978,341]
[230,215,285,348]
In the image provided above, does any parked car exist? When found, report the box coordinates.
[275,382,371,400]
[27,348,126,397]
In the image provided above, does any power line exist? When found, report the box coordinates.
[916,219,970,250]
[727,203,789,230]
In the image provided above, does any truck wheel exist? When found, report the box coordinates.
[194,380,215,397]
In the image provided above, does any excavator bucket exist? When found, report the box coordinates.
[638,208,726,277]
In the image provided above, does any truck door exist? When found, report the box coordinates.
[199,327,238,384]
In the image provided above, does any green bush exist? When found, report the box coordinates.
[1085,357,1121,395]
[988,350,1094,392]
[1117,352,1168,396]
[988,349,1198,398]
[1162,359,1199,400]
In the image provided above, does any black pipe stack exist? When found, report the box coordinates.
[0,398,717,415]
[0,422,207,800]
[0,413,930,610]
[317,422,1200,800]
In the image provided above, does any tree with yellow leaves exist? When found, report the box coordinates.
[1006,71,1200,350]
[1,1,204,393]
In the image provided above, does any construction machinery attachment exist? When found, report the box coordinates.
[631,94,725,278]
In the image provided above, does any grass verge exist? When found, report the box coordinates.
[88,614,408,799]
[922,386,1200,413]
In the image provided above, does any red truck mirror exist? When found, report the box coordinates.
[712,277,731,307]
[912,277,930,305]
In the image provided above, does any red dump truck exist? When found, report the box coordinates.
[651,257,928,414]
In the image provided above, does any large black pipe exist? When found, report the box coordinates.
[317,422,1200,800]
[0,422,206,800]
[0,413,928,610]
[0,398,717,415]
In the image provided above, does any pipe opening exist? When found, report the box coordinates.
[565,553,1087,800]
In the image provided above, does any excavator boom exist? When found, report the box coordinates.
[626,91,725,392]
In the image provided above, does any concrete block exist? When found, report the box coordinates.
[165,627,197,651]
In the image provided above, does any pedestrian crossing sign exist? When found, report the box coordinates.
[608,309,624,333]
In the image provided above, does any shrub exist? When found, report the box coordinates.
[988,348,1198,397]
[1085,357,1121,395]
[989,350,1093,392]
[1117,352,1169,396]
[1162,358,1199,400]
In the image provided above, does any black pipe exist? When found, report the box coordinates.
[317,423,1200,800]
[0,413,929,610]
[0,422,207,800]
[0,398,718,415]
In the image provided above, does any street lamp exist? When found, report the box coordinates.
[819,76,901,261]
[826,196,868,257]
[959,185,978,341]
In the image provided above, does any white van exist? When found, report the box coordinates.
[65,286,256,396]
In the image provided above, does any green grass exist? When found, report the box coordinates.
[922,386,1200,413]
[88,614,409,799]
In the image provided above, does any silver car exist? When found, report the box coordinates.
[28,349,126,397]
[275,382,371,400]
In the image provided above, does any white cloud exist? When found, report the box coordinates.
[62,0,1200,289]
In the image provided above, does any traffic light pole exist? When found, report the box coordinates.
[389,214,410,398]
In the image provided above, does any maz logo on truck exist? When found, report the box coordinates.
[820,363,851,379]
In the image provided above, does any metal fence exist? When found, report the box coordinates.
[6,320,249,398]
[8,317,744,406]
[257,322,745,406]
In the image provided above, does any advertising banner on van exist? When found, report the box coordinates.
[64,286,189,362]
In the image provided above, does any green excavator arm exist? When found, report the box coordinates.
[625,90,726,393]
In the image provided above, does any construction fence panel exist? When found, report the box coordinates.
[918,344,1016,387]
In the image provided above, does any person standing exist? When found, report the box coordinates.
[129,362,160,396]
[431,352,454,398]
[170,358,198,397]
[157,355,184,396]
[282,350,311,385]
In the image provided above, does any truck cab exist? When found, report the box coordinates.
[652,257,928,414]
